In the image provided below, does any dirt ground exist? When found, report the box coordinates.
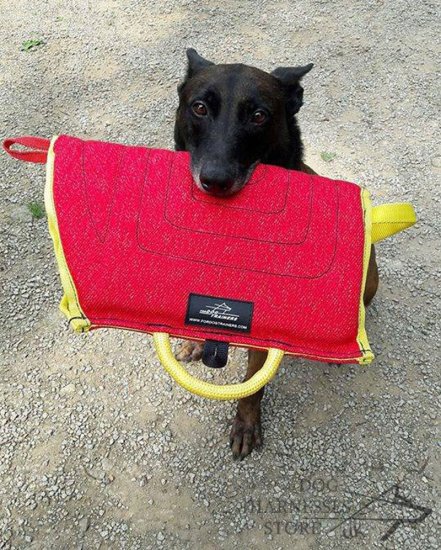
[1,1,440,548]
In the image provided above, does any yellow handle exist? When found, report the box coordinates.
[153,333,284,400]
[371,203,416,243]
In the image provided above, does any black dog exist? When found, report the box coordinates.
[174,49,378,459]
[175,48,313,195]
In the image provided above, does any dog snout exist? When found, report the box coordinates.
[199,164,235,195]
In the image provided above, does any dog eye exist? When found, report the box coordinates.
[192,101,208,117]
[251,110,267,124]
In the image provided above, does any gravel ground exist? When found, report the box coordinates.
[1,1,440,548]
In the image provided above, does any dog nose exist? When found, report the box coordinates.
[199,174,234,195]
[199,168,235,195]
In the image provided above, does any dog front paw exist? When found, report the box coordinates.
[175,340,204,362]
[229,412,263,460]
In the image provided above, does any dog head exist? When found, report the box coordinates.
[174,48,313,196]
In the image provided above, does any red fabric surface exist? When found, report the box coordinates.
[53,135,367,362]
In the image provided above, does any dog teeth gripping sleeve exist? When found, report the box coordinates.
[2,135,417,400]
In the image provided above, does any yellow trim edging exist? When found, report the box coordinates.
[356,189,374,365]
[44,136,91,332]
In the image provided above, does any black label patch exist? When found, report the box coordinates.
[185,293,253,333]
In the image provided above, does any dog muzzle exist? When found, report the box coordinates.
[3,135,417,400]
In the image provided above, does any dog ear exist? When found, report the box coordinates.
[186,48,214,78]
[177,48,215,95]
[271,63,314,115]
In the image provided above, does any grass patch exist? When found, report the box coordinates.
[21,39,44,52]
[320,151,337,162]
[28,201,46,219]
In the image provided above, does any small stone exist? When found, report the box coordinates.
[79,517,90,533]
[101,458,113,472]
[60,383,75,395]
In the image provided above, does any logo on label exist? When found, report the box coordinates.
[185,294,253,333]
[200,302,240,321]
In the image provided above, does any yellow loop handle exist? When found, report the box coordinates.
[153,333,284,400]
[371,203,416,244]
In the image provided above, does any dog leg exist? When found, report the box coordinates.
[229,349,267,459]
[229,245,379,458]
[364,245,379,306]
[176,340,204,362]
